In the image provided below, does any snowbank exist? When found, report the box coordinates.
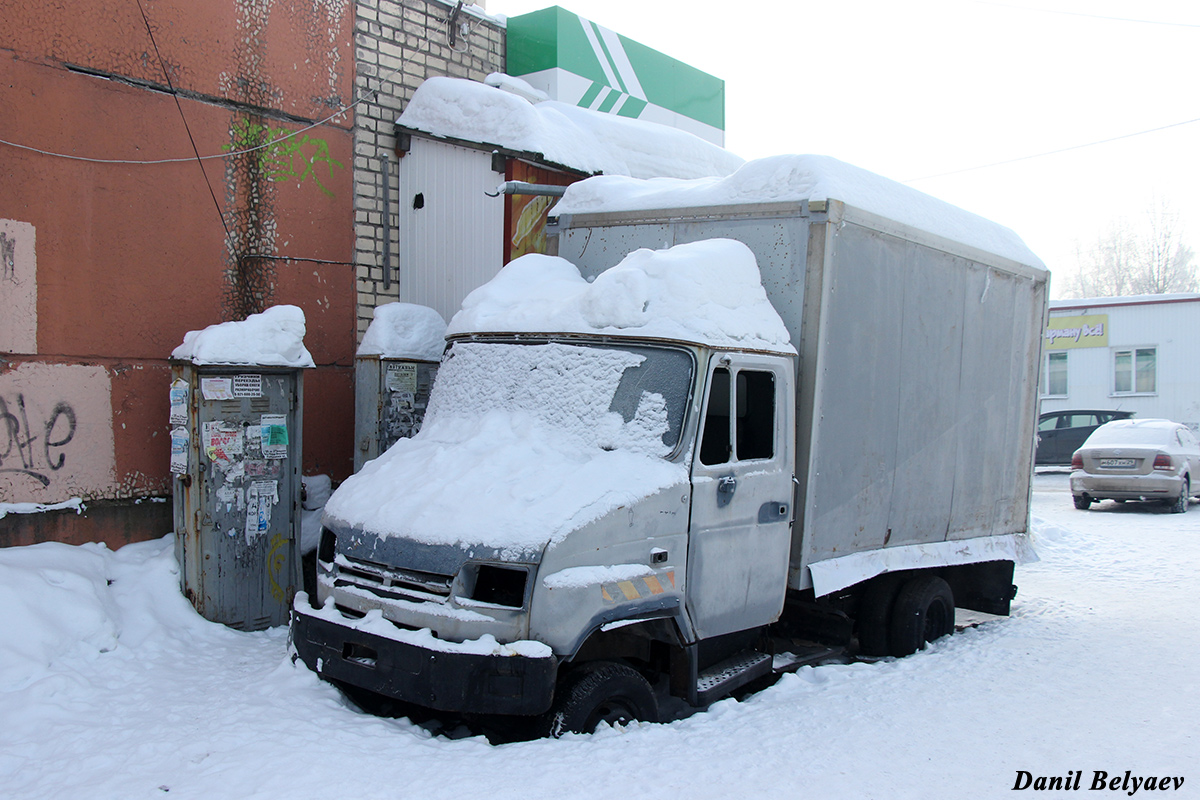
[447,239,795,354]
[2,478,1198,798]
[555,154,1044,267]
[0,542,118,691]
[397,76,744,180]
[172,305,315,367]
[356,303,447,361]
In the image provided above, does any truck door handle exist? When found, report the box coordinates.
[717,475,737,507]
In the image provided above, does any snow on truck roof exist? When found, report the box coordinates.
[396,76,744,181]
[554,154,1045,269]
[445,238,796,354]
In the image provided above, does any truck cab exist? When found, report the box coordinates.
[293,325,808,734]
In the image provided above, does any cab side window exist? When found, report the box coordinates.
[737,371,775,460]
[699,367,776,465]
[700,368,731,465]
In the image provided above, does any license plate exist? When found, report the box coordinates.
[1100,458,1135,468]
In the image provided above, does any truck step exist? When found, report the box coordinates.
[695,650,772,705]
[771,643,844,672]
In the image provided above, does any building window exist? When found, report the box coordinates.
[1113,347,1156,394]
[1043,351,1067,397]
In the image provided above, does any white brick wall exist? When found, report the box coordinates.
[353,0,505,340]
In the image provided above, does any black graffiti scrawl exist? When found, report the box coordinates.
[0,394,77,487]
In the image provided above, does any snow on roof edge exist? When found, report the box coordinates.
[1051,293,1200,310]
[395,76,743,181]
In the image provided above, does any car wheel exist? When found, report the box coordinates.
[546,662,658,737]
[1073,494,1092,510]
[888,575,955,657]
[1169,477,1189,514]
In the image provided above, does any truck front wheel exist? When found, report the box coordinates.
[547,662,658,737]
[888,575,955,657]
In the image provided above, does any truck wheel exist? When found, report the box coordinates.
[1073,495,1091,510]
[856,574,903,656]
[888,575,955,657]
[1169,477,1189,514]
[547,662,658,737]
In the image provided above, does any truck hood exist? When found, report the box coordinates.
[324,402,688,561]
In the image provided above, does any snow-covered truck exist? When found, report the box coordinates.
[291,155,1048,735]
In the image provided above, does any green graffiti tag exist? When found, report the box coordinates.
[224,118,343,197]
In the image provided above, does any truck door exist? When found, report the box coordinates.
[687,353,794,639]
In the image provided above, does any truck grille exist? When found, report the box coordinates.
[335,556,453,603]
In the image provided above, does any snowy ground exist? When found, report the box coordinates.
[2,472,1196,800]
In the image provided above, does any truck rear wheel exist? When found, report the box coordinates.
[888,575,955,657]
[856,574,903,656]
[547,662,658,737]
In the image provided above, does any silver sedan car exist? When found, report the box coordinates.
[1071,419,1200,513]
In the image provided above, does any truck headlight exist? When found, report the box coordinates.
[462,564,529,608]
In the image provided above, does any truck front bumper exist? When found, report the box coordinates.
[291,605,558,717]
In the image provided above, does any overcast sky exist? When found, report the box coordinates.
[492,0,1200,297]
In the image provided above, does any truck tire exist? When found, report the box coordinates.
[1169,477,1189,514]
[547,662,658,737]
[856,574,903,656]
[888,575,955,657]
[1073,495,1091,510]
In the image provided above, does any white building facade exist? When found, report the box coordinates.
[1042,294,1200,429]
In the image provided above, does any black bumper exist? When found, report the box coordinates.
[291,607,558,716]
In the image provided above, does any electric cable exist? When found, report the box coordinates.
[0,6,412,167]
[969,0,1200,29]
[135,0,230,239]
[903,116,1200,183]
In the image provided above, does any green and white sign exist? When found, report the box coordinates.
[507,6,726,146]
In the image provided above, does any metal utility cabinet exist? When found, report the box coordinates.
[353,356,438,472]
[171,364,304,630]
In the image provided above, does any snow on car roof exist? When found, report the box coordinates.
[1085,418,1182,445]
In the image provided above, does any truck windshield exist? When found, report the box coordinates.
[428,340,694,456]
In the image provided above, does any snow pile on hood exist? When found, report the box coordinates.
[556,154,1043,267]
[447,239,795,354]
[324,340,688,553]
[356,303,447,361]
[397,76,743,180]
[172,305,315,367]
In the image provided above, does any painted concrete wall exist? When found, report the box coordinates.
[1,1,357,545]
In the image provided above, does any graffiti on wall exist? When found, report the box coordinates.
[0,364,115,502]
[0,394,76,488]
[0,219,37,355]
[223,118,344,198]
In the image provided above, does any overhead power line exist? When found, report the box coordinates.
[0,11,408,167]
[904,116,1200,183]
[970,0,1200,28]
